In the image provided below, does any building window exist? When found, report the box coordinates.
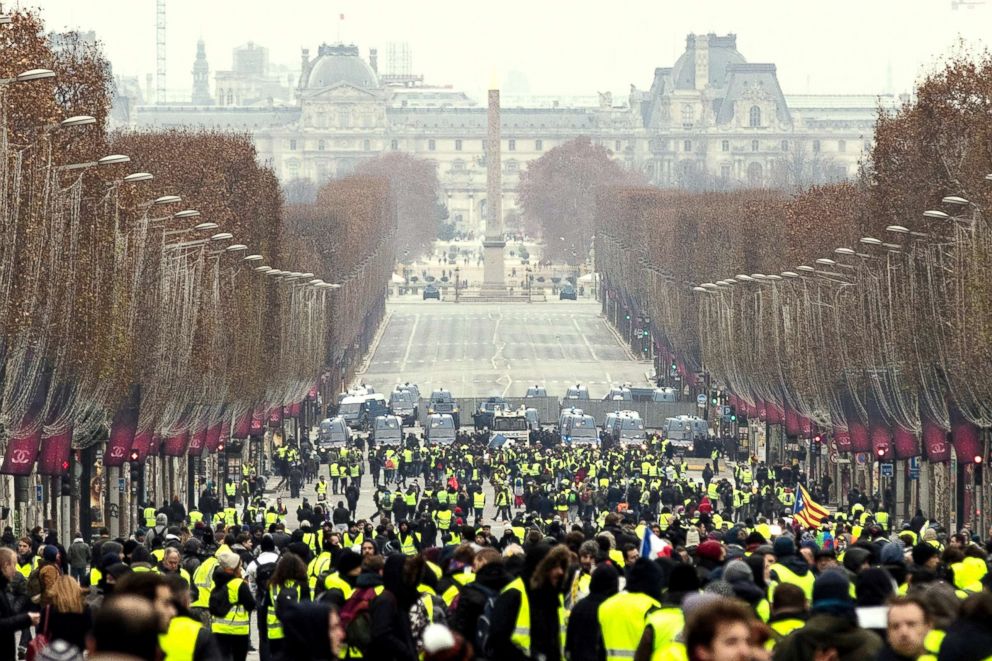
[838,139,846,152]
[452,159,465,172]
[455,139,462,151]
[615,140,622,152]
[506,159,519,172]
[812,139,820,153]
[391,139,398,150]
[747,162,763,186]
[721,164,732,179]
[289,139,297,151]
[721,140,730,152]
[363,139,371,152]
[338,111,350,128]
[316,112,326,128]
[681,104,694,128]
[318,139,325,151]
[428,139,436,151]
[683,139,692,153]
[751,139,759,152]
[749,106,761,128]
[781,140,789,151]
[508,139,516,151]
[535,139,543,151]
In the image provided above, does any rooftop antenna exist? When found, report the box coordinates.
[156,0,166,103]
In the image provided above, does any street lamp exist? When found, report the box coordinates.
[173,209,201,219]
[124,172,154,183]
[0,68,56,87]
[454,266,460,303]
[58,153,132,171]
[193,222,218,231]
[59,115,96,128]
[243,254,264,262]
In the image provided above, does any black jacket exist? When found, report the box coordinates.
[0,574,32,659]
[449,562,510,653]
[489,583,563,661]
[367,590,418,661]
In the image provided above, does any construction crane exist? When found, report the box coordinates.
[156,0,166,104]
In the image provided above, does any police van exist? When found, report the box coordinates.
[563,384,589,400]
[610,411,646,446]
[389,389,418,425]
[558,407,585,431]
[562,414,599,446]
[491,408,531,444]
[664,415,708,452]
[318,417,351,456]
[371,415,403,448]
[425,413,456,445]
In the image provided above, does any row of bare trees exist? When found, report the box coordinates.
[0,10,392,465]
[597,48,992,460]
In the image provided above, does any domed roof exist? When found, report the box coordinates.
[306,44,379,90]
[672,33,746,90]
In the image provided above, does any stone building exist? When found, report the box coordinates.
[129,33,899,237]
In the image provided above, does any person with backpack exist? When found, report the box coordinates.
[266,553,310,658]
[209,552,255,661]
[247,535,279,661]
[338,554,387,658]
[365,554,418,661]
[449,549,510,655]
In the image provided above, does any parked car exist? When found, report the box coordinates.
[423,283,441,300]
[559,285,577,300]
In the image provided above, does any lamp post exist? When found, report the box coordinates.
[454,266,460,303]
[525,266,532,303]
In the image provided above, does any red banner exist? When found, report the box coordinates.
[250,407,265,435]
[869,420,893,461]
[849,420,870,453]
[290,401,302,416]
[105,389,140,467]
[37,428,73,475]
[757,401,768,422]
[950,407,982,464]
[232,411,251,439]
[161,429,190,457]
[1,427,42,475]
[893,426,921,459]
[205,423,223,452]
[187,426,207,456]
[784,407,801,436]
[922,416,950,463]
[268,406,283,428]
[766,402,784,425]
[834,428,852,452]
[130,431,153,462]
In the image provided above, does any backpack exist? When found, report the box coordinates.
[339,586,379,653]
[255,561,277,605]
[473,583,499,655]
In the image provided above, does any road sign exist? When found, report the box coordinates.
[909,468,920,480]
[696,394,706,408]
[35,485,42,503]
[880,462,894,478]
[118,478,126,493]
[855,452,867,465]
[909,456,921,470]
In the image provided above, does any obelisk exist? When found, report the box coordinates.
[481,88,506,294]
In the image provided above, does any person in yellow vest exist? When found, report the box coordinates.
[397,520,421,557]
[209,552,255,661]
[768,536,815,601]
[143,502,158,529]
[321,550,363,607]
[342,523,365,550]
[598,558,663,660]
[315,476,328,503]
[265,553,310,658]
[159,572,222,660]
[224,480,237,508]
[222,506,239,528]
[472,487,486,524]
[488,544,570,660]
[188,506,204,527]
[766,583,808,645]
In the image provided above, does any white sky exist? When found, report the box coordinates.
[29,0,992,101]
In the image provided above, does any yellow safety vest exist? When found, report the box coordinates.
[190,557,218,609]
[89,566,102,586]
[951,557,988,593]
[436,510,452,531]
[223,508,237,526]
[188,510,203,525]
[502,577,566,658]
[330,464,340,477]
[473,492,485,509]
[769,617,805,640]
[323,571,355,599]
[211,578,250,635]
[144,507,158,527]
[316,481,327,495]
[599,592,661,661]
[308,553,332,591]
[770,563,816,601]
[267,580,301,640]
[225,483,236,497]
[159,615,202,660]
[400,533,419,556]
[265,511,278,526]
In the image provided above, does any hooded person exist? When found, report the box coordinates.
[769,535,815,601]
[880,541,908,588]
[771,568,883,661]
[366,554,418,661]
[565,563,619,661]
[693,540,725,585]
[146,513,169,549]
[598,559,664,660]
[723,559,768,619]
[448,556,511,651]
[854,567,897,633]
[488,542,570,661]
[275,601,335,661]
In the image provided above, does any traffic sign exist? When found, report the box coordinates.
[696,394,707,408]
[35,485,42,503]
[880,462,894,478]
[909,468,920,480]
[119,478,126,493]
[909,456,921,470]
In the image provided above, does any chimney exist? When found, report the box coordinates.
[369,48,378,73]
[301,47,310,73]
[694,34,709,91]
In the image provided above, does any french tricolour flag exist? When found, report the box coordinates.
[641,527,672,559]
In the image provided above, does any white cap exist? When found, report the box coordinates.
[422,623,456,654]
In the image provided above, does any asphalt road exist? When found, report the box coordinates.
[359,298,650,398]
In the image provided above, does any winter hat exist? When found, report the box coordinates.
[422,623,456,654]
[260,535,276,553]
[626,558,664,602]
[696,541,724,562]
[218,552,242,571]
[773,535,796,558]
[842,547,872,573]
[812,569,853,606]
[335,550,362,575]
[856,567,896,606]
[703,579,735,597]
[667,563,702,594]
[42,545,59,563]
[725,544,746,561]
[912,543,940,567]
[589,563,620,597]
[881,541,906,566]
[37,639,83,661]
[300,520,311,529]
[723,559,753,583]
[155,513,168,525]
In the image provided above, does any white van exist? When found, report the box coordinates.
[558,407,585,431]
[425,414,457,446]
[318,417,351,451]
[564,384,589,400]
[563,414,599,446]
[338,395,365,428]
[372,415,403,447]
[525,385,548,398]
[611,411,646,446]
[664,415,708,451]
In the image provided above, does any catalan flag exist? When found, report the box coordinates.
[793,483,829,528]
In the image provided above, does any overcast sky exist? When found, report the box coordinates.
[34,0,992,102]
